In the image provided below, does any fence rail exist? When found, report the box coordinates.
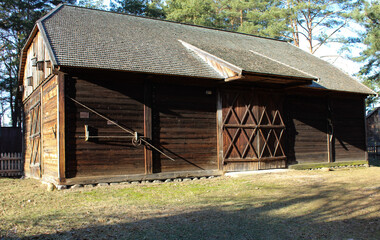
[0,153,23,177]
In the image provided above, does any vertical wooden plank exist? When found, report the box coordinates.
[144,80,153,174]
[58,72,66,183]
[217,89,223,170]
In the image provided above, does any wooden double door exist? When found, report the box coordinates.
[221,89,286,171]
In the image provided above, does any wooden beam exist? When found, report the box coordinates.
[65,170,223,185]
[224,156,287,162]
[144,80,153,174]
[58,72,66,183]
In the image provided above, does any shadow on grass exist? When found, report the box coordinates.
[6,186,380,240]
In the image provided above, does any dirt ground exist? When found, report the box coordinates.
[1,167,380,240]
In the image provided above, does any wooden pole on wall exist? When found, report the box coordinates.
[58,72,66,183]
[144,80,153,174]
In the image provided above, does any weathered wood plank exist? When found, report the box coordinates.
[65,76,145,178]
[58,72,66,183]
[144,80,153,174]
[153,84,218,173]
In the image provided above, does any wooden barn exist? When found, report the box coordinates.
[18,4,374,186]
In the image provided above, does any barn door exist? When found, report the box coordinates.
[28,101,42,178]
[222,90,286,170]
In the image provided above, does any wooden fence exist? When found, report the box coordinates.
[0,153,23,177]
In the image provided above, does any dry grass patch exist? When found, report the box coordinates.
[1,167,380,239]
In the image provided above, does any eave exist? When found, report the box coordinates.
[179,40,316,87]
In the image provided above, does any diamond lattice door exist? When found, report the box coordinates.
[222,90,286,170]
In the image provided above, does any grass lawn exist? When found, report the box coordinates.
[1,167,380,240]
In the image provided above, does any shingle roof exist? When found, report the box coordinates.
[33,4,374,94]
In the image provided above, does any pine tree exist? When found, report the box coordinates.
[284,0,363,53]
[352,1,380,108]
[0,0,75,126]
[110,0,165,18]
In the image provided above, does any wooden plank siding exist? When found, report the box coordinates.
[23,75,59,181]
[41,76,58,179]
[285,95,329,164]
[285,93,367,164]
[21,65,368,183]
[65,76,145,177]
[153,84,218,173]
[23,88,41,178]
[22,31,52,100]
[331,96,366,161]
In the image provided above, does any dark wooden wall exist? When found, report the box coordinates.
[285,92,366,165]
[285,95,328,164]
[331,96,366,162]
[65,76,145,177]
[153,84,217,172]
[64,73,218,178]
[62,69,367,179]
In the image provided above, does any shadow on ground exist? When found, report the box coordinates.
[6,185,380,240]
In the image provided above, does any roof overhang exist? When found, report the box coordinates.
[179,40,316,87]
[233,71,315,87]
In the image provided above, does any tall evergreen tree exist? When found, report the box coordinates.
[0,0,74,126]
[284,0,363,53]
[110,0,165,18]
[165,0,220,27]
[352,1,380,108]
[237,0,289,39]
[354,1,379,82]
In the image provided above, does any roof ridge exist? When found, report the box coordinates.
[58,4,287,43]
[38,3,64,23]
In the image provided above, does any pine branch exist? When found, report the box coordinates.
[312,21,347,54]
